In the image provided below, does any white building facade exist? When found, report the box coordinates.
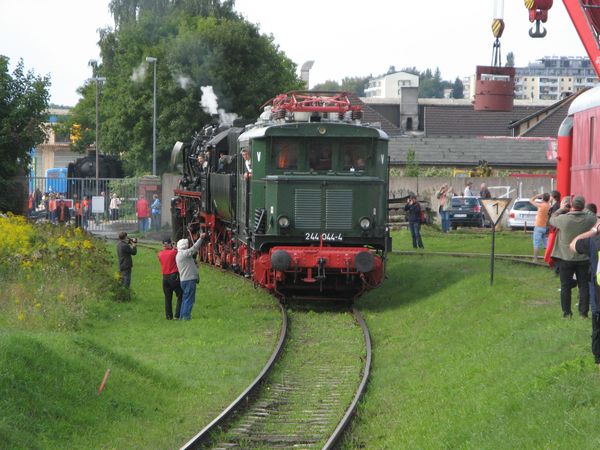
[364,72,419,98]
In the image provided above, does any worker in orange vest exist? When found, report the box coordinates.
[73,194,83,228]
[81,196,90,229]
[48,195,57,223]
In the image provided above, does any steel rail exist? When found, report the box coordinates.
[179,301,288,450]
[392,250,548,267]
[322,307,372,449]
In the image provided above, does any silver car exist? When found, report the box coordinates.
[507,198,538,230]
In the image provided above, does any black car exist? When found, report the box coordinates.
[448,196,487,229]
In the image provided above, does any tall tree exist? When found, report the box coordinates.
[506,51,515,67]
[341,76,370,96]
[451,77,464,99]
[0,57,50,212]
[69,3,303,175]
[312,80,341,91]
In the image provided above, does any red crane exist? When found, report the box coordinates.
[525,1,600,203]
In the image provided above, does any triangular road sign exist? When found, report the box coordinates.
[481,198,511,226]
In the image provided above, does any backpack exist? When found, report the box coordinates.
[419,206,427,224]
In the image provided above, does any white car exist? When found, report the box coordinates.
[507,198,538,230]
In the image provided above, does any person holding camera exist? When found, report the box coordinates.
[117,231,137,289]
[404,194,424,249]
[176,232,206,320]
[529,192,551,261]
[550,196,597,318]
[435,184,454,233]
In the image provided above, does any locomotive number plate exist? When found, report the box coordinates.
[304,232,343,242]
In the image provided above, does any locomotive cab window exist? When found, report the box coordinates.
[308,142,332,171]
[341,141,371,171]
[272,139,300,170]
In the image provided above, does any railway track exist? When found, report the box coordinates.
[180,305,371,450]
[106,236,373,447]
[393,250,549,267]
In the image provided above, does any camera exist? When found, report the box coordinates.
[128,237,138,244]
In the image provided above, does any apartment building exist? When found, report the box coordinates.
[363,72,419,131]
[514,56,598,100]
[364,71,419,98]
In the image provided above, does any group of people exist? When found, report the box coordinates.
[135,194,161,233]
[542,193,600,367]
[194,147,249,178]
[116,231,206,321]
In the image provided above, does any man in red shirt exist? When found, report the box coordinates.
[157,238,183,320]
[136,195,150,233]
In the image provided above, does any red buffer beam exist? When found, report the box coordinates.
[562,0,600,77]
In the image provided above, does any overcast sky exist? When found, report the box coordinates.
[0,0,588,106]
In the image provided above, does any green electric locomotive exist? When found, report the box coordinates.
[172,91,390,299]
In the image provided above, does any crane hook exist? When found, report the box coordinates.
[529,20,548,38]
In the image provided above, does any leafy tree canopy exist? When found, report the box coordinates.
[0,56,50,179]
[312,76,371,97]
[506,51,515,68]
[69,0,303,175]
[0,56,50,212]
[451,77,464,99]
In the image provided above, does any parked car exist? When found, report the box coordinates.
[448,196,487,229]
[507,198,538,230]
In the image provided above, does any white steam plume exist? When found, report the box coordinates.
[200,85,238,126]
[131,63,147,83]
[176,73,193,90]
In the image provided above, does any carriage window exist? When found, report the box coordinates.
[272,139,299,170]
[341,142,370,171]
[308,142,332,171]
[590,116,595,164]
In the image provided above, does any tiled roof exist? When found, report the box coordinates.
[348,94,403,137]
[424,105,545,137]
[389,136,555,168]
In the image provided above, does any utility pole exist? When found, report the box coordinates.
[91,76,106,194]
[146,56,157,176]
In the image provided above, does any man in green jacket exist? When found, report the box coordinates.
[550,195,597,318]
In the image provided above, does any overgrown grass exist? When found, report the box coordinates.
[346,252,600,448]
[0,219,280,449]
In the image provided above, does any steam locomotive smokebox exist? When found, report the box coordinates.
[474,65,515,111]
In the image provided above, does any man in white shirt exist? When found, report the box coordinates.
[463,181,475,197]
[242,148,252,179]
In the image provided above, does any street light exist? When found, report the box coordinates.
[146,56,157,176]
[91,76,106,194]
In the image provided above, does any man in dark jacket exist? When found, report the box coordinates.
[54,199,71,225]
[117,231,137,289]
[404,194,424,249]
[550,196,597,317]
[571,220,600,367]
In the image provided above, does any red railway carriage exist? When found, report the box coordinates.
[557,86,600,207]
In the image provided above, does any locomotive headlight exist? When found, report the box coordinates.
[359,217,371,230]
[278,215,291,229]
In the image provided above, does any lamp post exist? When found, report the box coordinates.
[146,56,157,176]
[91,76,106,194]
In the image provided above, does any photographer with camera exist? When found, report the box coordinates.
[117,231,138,290]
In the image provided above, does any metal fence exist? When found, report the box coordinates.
[27,177,159,234]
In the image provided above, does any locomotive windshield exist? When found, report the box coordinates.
[270,138,373,173]
[273,139,300,170]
